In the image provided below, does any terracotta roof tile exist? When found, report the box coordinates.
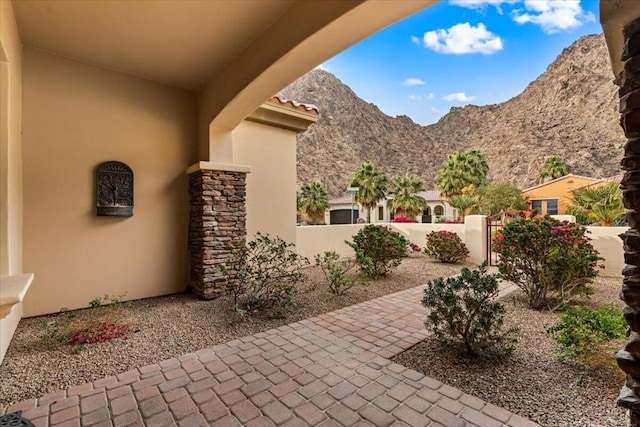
[267,96,319,115]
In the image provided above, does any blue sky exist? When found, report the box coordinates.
[317,0,602,125]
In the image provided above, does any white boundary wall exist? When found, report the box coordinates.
[587,226,627,278]
[296,220,484,264]
[296,218,626,277]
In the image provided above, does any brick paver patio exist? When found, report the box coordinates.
[1,280,538,427]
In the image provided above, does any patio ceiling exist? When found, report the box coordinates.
[12,0,296,91]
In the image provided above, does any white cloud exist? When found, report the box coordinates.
[417,23,503,55]
[430,107,441,113]
[314,63,328,71]
[403,78,426,87]
[512,0,595,34]
[443,92,476,102]
[449,0,518,14]
[408,95,420,101]
[427,92,434,99]
[411,35,421,45]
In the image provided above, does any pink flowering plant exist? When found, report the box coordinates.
[391,216,417,223]
[346,225,409,278]
[493,217,603,311]
[424,231,469,263]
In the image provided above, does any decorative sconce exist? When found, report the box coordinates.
[96,161,134,217]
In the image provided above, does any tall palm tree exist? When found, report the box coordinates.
[297,180,329,225]
[567,182,625,226]
[350,162,388,223]
[436,149,489,197]
[449,195,476,222]
[538,156,571,183]
[387,173,427,218]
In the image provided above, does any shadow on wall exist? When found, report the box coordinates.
[587,226,627,278]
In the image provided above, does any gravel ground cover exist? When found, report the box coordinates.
[393,276,626,427]
[0,256,466,406]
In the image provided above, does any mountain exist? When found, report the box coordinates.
[278,34,625,197]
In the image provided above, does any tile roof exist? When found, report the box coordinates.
[329,195,354,205]
[417,190,445,201]
[267,96,319,115]
[521,174,599,193]
[328,189,445,205]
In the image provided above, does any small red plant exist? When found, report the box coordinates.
[409,243,421,253]
[67,323,139,345]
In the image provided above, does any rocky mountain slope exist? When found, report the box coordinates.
[278,34,625,197]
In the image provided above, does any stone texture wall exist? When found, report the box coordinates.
[188,170,246,299]
[618,17,640,425]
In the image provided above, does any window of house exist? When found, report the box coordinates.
[434,205,444,216]
[378,206,384,222]
[423,207,431,216]
[531,200,543,212]
[547,199,559,215]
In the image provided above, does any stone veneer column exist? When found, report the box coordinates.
[188,169,247,299]
[618,17,640,426]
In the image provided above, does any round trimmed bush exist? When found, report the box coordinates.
[424,230,469,263]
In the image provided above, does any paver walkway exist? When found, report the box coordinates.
[2,281,539,427]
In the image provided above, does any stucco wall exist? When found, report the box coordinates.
[0,0,23,276]
[296,225,366,260]
[587,226,626,278]
[522,176,596,215]
[21,49,197,316]
[388,223,465,246]
[233,121,297,244]
[296,223,467,261]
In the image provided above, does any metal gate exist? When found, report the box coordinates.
[486,214,502,266]
[486,211,522,266]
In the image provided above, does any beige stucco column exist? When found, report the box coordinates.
[186,97,317,298]
[463,215,487,265]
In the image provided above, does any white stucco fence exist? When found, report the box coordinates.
[296,218,626,278]
[296,216,485,265]
[586,226,626,277]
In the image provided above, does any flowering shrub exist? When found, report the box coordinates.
[409,243,421,253]
[445,220,461,224]
[424,231,469,263]
[493,217,602,310]
[391,216,417,223]
[422,264,518,357]
[346,225,409,278]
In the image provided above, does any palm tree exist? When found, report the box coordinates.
[436,149,489,197]
[538,156,571,183]
[387,173,427,218]
[350,162,388,223]
[297,180,329,225]
[449,195,476,222]
[567,182,625,226]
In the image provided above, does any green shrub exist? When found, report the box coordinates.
[424,230,469,263]
[493,217,602,310]
[315,251,360,296]
[546,304,626,361]
[232,233,309,317]
[422,265,518,357]
[346,225,409,279]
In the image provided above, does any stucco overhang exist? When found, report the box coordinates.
[600,0,640,79]
[246,97,318,133]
